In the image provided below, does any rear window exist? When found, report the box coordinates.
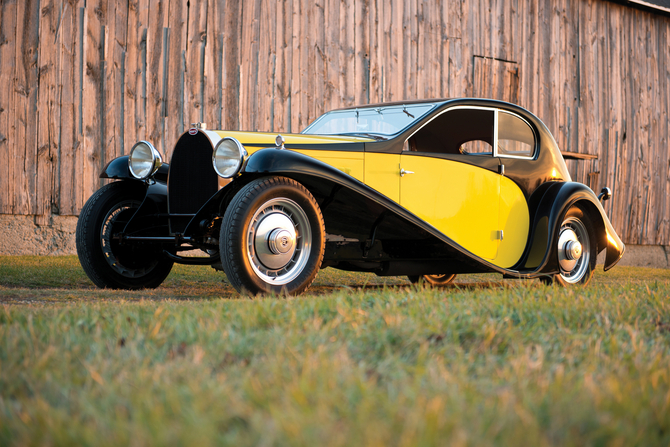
[497,111,535,158]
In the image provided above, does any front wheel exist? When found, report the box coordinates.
[408,274,457,286]
[540,205,596,286]
[76,181,174,289]
[220,177,325,295]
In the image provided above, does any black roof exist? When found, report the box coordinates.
[611,0,670,14]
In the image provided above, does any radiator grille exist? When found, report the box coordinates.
[168,132,218,233]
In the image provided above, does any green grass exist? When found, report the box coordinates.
[1,256,669,446]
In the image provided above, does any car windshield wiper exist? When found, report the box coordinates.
[337,132,388,141]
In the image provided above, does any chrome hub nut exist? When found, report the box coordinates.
[268,228,295,255]
[565,240,583,261]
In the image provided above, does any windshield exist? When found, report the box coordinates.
[301,103,437,138]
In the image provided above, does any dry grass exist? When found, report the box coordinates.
[1,256,669,446]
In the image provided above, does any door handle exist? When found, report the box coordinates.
[400,165,414,177]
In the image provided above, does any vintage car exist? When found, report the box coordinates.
[76,98,625,295]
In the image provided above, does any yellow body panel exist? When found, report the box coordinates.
[399,155,500,260]
[492,177,530,268]
[293,150,365,182]
[364,153,401,202]
[208,130,369,181]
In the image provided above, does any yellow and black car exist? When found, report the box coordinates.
[76,98,625,295]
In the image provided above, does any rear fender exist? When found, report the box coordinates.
[522,182,625,273]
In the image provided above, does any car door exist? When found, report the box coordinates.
[399,107,502,260]
[399,154,502,260]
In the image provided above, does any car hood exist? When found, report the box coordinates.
[202,130,374,150]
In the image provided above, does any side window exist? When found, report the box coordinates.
[497,111,535,158]
[459,140,492,155]
[406,108,495,156]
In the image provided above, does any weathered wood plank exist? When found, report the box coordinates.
[204,0,223,131]
[239,0,261,131]
[323,0,339,112]
[101,0,115,166]
[659,19,670,243]
[36,0,61,224]
[0,0,18,214]
[354,0,369,105]
[389,0,403,101]
[367,0,381,103]
[123,0,147,155]
[184,0,207,131]
[273,0,289,132]
[405,0,416,100]
[145,0,167,153]
[222,0,240,131]
[165,0,187,158]
[257,0,276,131]
[58,0,81,215]
[81,1,105,201]
[14,0,41,215]
[103,0,128,163]
[72,2,87,212]
[341,0,355,107]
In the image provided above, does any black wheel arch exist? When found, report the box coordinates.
[517,181,625,273]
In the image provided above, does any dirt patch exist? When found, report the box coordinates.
[0,214,77,255]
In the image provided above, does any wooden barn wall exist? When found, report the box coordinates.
[0,0,668,244]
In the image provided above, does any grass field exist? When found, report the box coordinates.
[1,256,669,446]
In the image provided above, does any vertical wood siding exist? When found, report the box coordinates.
[0,0,668,244]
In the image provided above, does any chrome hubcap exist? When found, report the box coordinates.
[247,198,312,285]
[557,217,590,283]
[253,212,297,270]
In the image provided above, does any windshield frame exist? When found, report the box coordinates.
[301,102,440,139]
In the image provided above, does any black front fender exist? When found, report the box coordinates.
[522,182,625,273]
[123,181,169,235]
[100,155,169,183]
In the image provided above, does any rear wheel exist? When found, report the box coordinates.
[76,182,174,289]
[540,205,596,286]
[220,177,325,295]
[408,274,457,286]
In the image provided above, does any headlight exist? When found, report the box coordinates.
[213,137,247,178]
[129,141,162,180]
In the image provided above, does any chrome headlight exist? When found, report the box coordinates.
[129,141,163,180]
[213,137,247,178]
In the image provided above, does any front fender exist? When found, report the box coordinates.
[123,181,169,235]
[100,155,169,184]
[523,182,625,273]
